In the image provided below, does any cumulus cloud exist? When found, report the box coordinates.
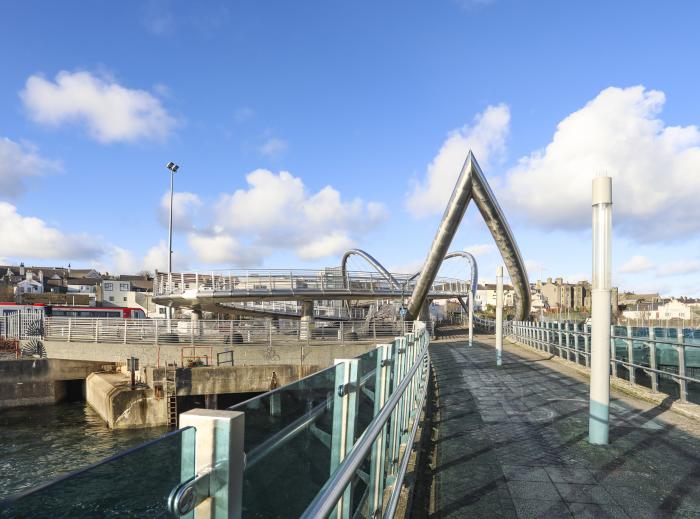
[658,259,700,277]
[619,255,656,274]
[258,137,288,158]
[406,104,510,217]
[0,202,101,260]
[504,86,700,240]
[159,191,201,231]
[21,71,177,143]
[463,244,495,257]
[0,137,60,198]
[187,232,263,266]
[142,241,189,272]
[213,169,387,260]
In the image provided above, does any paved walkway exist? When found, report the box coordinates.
[417,331,700,518]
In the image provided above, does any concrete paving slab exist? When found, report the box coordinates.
[411,329,700,518]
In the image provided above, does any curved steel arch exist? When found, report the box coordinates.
[340,249,402,291]
[407,152,531,321]
[404,251,478,299]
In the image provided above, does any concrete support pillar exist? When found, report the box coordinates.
[191,308,203,341]
[496,266,503,366]
[205,393,218,410]
[300,300,315,340]
[589,176,612,446]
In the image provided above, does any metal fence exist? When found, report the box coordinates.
[43,317,415,347]
[508,320,700,404]
[0,311,44,340]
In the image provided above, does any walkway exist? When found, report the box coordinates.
[415,330,700,518]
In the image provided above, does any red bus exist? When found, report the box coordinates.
[0,303,146,319]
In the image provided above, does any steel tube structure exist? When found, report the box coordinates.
[589,176,612,445]
[406,152,531,321]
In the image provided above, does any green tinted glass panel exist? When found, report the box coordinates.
[0,427,195,518]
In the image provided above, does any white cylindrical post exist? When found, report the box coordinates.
[496,266,504,366]
[589,176,612,445]
[468,291,474,347]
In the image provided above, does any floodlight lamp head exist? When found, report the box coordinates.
[166,162,179,173]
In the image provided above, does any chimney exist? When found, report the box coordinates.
[39,270,44,283]
[19,262,25,276]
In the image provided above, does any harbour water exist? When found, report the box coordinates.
[0,401,169,500]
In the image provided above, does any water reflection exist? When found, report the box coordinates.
[0,402,169,499]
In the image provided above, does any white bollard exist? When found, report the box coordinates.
[468,291,474,347]
[589,176,612,445]
[496,266,504,366]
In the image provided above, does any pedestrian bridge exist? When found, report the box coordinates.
[152,268,471,313]
[4,322,700,517]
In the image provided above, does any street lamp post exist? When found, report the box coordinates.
[165,162,179,321]
[589,176,612,445]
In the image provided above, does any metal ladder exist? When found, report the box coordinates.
[165,367,178,427]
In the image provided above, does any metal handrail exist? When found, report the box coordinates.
[300,333,430,518]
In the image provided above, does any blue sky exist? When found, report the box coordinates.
[1,1,700,296]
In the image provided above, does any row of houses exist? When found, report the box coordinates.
[0,263,166,317]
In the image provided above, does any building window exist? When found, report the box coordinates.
[159,307,166,314]
[123,297,127,302]
[109,296,114,302]
[120,283,129,291]
[104,283,113,291]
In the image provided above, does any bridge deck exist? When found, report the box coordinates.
[415,330,700,518]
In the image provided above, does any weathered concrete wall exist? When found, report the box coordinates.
[0,359,114,409]
[42,340,378,369]
[86,372,168,429]
[146,364,323,396]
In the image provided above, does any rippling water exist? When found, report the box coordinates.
[0,402,169,499]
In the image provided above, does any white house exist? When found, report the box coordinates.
[475,283,515,309]
[67,278,99,306]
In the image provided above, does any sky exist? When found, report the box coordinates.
[1,0,700,297]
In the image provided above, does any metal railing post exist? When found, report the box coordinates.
[123,320,128,345]
[610,325,617,379]
[558,321,563,358]
[648,326,658,392]
[495,266,503,366]
[573,323,580,364]
[369,342,393,517]
[330,358,359,518]
[677,327,688,402]
[67,318,72,342]
[627,325,635,385]
[388,337,406,475]
[584,324,590,367]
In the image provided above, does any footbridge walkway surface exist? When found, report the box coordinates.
[416,328,700,519]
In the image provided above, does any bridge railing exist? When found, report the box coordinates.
[508,320,700,405]
[43,317,413,347]
[1,323,431,519]
[153,269,469,298]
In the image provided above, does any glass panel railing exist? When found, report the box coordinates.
[0,426,195,518]
[230,365,338,518]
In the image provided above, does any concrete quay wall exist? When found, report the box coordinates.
[0,358,114,409]
[86,372,168,429]
[42,340,378,369]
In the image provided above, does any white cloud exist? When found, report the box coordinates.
[406,104,510,217]
[463,243,495,257]
[0,202,101,260]
[187,232,263,266]
[21,71,177,143]
[619,255,656,274]
[108,246,140,274]
[658,259,700,276]
[258,137,288,157]
[215,169,387,261]
[504,86,700,240]
[159,191,201,231]
[297,232,355,261]
[0,137,60,197]
[142,241,189,272]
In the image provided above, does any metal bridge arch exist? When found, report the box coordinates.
[407,152,531,321]
[405,251,478,299]
[340,249,402,291]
